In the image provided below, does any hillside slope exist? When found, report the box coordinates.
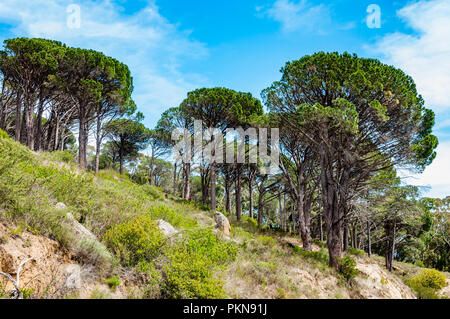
[0,136,448,299]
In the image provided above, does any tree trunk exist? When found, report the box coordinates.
[235,170,242,222]
[0,81,6,130]
[257,190,263,226]
[15,89,22,142]
[343,219,349,252]
[35,93,45,151]
[320,149,342,269]
[319,212,324,242]
[119,144,124,175]
[248,178,253,219]
[183,163,191,200]
[24,93,34,150]
[95,114,102,174]
[225,173,231,213]
[367,219,371,258]
[78,114,89,170]
[173,162,177,196]
[149,148,155,185]
[210,161,216,211]
[385,220,396,272]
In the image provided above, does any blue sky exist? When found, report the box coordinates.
[0,0,449,198]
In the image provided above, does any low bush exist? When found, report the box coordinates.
[347,247,365,257]
[0,128,10,139]
[408,269,447,299]
[185,229,237,264]
[50,150,76,163]
[161,247,225,299]
[147,205,197,229]
[292,245,330,266]
[103,214,164,266]
[256,235,277,247]
[104,276,120,291]
[338,256,359,282]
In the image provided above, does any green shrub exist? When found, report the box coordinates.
[292,245,330,266]
[347,247,365,257]
[104,276,120,291]
[162,247,225,299]
[256,235,277,247]
[103,214,164,266]
[185,229,237,264]
[408,269,447,299]
[141,184,163,201]
[338,256,359,282]
[0,128,9,139]
[147,205,197,229]
[50,150,75,163]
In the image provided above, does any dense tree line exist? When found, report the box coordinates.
[1,38,446,271]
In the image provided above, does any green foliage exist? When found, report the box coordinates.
[104,276,120,291]
[256,235,277,247]
[161,247,225,299]
[103,214,164,266]
[185,229,238,264]
[408,269,447,299]
[347,247,365,257]
[338,256,359,282]
[50,150,75,163]
[159,229,237,299]
[0,128,9,139]
[147,205,197,229]
[20,288,34,299]
[292,245,330,266]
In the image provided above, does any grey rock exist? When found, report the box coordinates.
[214,211,231,237]
[157,220,178,237]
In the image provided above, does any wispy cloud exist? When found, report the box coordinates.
[369,0,450,113]
[370,0,450,198]
[0,0,209,125]
[262,0,330,33]
[401,141,450,198]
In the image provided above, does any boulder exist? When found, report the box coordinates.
[63,212,112,262]
[157,220,178,237]
[214,211,231,237]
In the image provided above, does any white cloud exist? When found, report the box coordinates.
[370,0,450,113]
[401,142,450,198]
[0,0,209,126]
[369,0,450,198]
[264,0,330,33]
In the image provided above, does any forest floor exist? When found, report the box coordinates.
[0,137,449,299]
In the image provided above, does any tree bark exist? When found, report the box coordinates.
[367,219,371,258]
[78,114,89,170]
[173,162,177,196]
[385,220,397,272]
[95,114,102,173]
[149,147,155,185]
[24,93,34,150]
[257,190,263,226]
[35,93,45,151]
[210,161,216,211]
[15,89,22,142]
[225,172,231,213]
[319,211,324,242]
[343,219,349,252]
[235,169,242,222]
[248,178,254,219]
